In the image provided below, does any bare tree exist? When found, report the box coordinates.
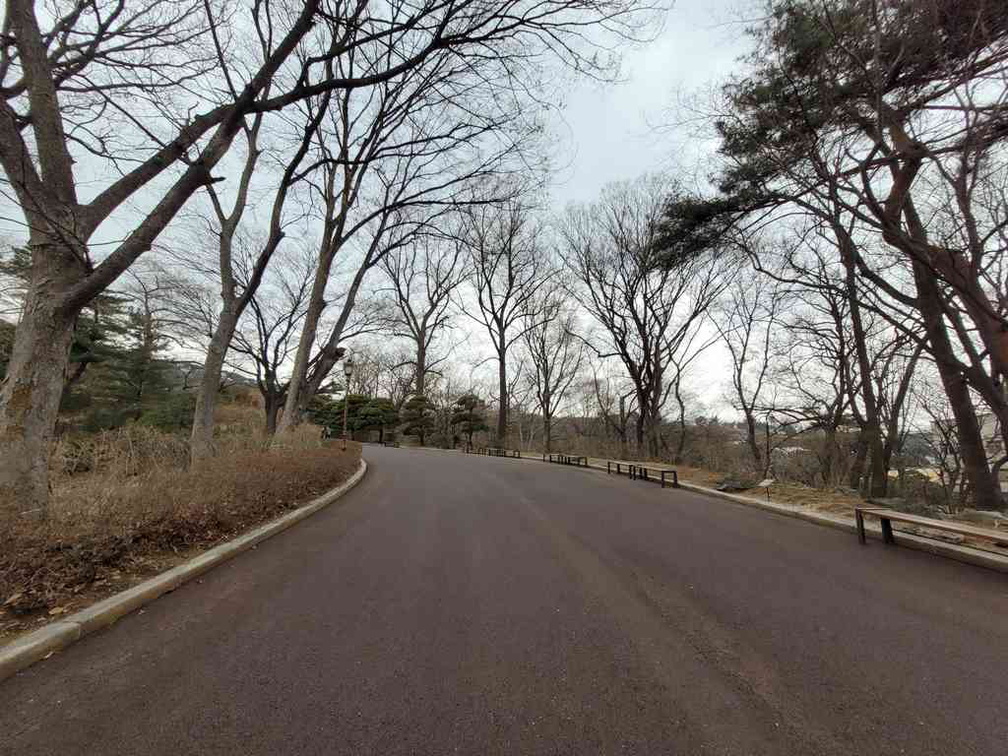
[562,176,727,457]
[377,352,417,410]
[917,374,969,515]
[742,226,924,496]
[381,233,467,398]
[522,297,584,453]
[344,344,415,408]
[590,364,636,460]
[713,273,785,476]
[188,89,332,461]
[0,0,387,510]
[772,266,856,488]
[229,250,315,434]
[463,198,552,446]
[0,0,655,513]
[276,47,520,435]
[504,361,538,449]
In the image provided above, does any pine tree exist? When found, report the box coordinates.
[356,397,400,443]
[401,395,436,446]
[451,394,488,448]
[2,246,131,396]
[309,394,370,438]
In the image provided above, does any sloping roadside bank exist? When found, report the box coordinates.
[0,458,367,682]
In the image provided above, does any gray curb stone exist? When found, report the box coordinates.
[0,458,368,683]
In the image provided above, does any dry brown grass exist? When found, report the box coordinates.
[53,426,191,479]
[2,422,360,638]
[587,459,864,516]
[662,464,864,515]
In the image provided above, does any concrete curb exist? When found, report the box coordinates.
[0,459,368,683]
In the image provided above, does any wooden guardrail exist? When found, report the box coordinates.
[465,446,522,458]
[461,445,678,492]
[606,461,679,488]
[544,453,588,467]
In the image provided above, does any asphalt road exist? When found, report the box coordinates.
[2,446,1006,755]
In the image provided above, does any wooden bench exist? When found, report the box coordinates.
[855,506,1007,549]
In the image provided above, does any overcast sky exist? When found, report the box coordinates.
[549,0,752,207]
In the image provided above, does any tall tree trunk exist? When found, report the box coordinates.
[673,381,687,464]
[276,257,331,436]
[264,393,282,436]
[0,0,322,515]
[838,235,887,498]
[0,297,76,518]
[648,417,660,460]
[543,413,552,454]
[0,240,84,517]
[619,395,630,460]
[864,428,887,498]
[415,339,426,397]
[497,351,508,446]
[190,308,239,462]
[916,263,1002,510]
[822,427,837,487]
[744,411,762,475]
[882,344,923,473]
[849,436,867,491]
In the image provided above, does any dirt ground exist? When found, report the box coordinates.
[1,443,362,643]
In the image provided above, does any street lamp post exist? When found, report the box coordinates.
[341,356,354,451]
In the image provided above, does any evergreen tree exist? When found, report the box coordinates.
[451,394,488,448]
[308,394,370,438]
[356,397,400,443]
[1,246,191,432]
[112,303,175,421]
[2,246,132,396]
[401,395,436,446]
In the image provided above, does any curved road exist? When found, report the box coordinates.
[1,446,1006,755]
